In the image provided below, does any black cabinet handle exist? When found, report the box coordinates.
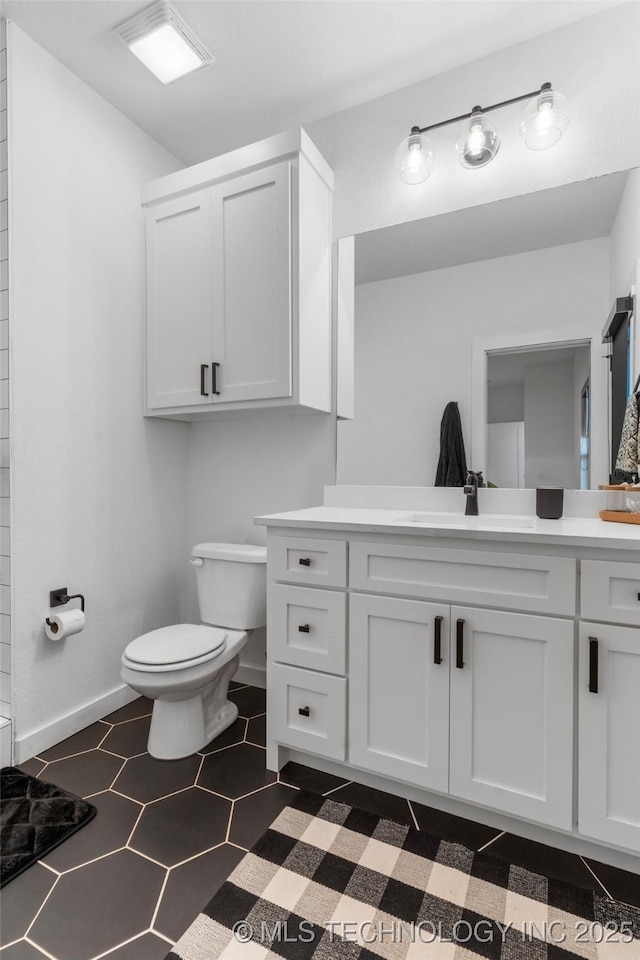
[434,615,443,665]
[200,364,208,397]
[588,637,599,694]
[456,619,465,669]
[211,362,220,395]
[298,706,310,717]
[299,558,311,567]
[298,624,310,634]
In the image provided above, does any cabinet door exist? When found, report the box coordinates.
[211,162,292,403]
[450,607,573,829]
[579,623,640,852]
[349,593,449,793]
[146,190,213,408]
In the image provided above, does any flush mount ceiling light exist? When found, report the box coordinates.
[395,82,570,184]
[113,0,214,84]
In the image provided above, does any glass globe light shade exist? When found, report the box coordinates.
[455,109,500,169]
[520,86,570,150]
[394,128,434,184]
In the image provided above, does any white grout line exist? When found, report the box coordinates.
[58,847,127,875]
[106,788,144,806]
[143,784,195,806]
[107,758,127,791]
[89,929,157,960]
[167,840,227,872]
[149,868,171,929]
[24,875,60,940]
[23,936,57,958]
[407,799,420,830]
[225,800,235,842]
[109,712,153,726]
[580,856,613,898]
[197,778,279,805]
[126,799,147,846]
[321,780,353,797]
[0,937,24,951]
[154,931,175,945]
[125,845,170,870]
[38,861,61,876]
[195,782,234,802]
[477,831,506,852]
[227,840,250,853]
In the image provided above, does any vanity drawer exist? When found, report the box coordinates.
[350,541,576,616]
[269,584,346,674]
[580,560,640,626]
[268,663,346,760]
[269,536,347,588]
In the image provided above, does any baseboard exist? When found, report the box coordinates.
[234,664,266,689]
[0,716,12,766]
[14,684,139,763]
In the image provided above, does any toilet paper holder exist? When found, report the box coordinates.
[46,587,85,626]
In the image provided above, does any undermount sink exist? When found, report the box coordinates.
[399,512,536,529]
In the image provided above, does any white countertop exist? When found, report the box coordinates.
[255,505,640,551]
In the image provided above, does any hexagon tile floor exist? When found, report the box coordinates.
[2,683,639,960]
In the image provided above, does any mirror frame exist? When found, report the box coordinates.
[471,327,608,489]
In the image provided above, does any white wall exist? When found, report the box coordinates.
[487,383,524,424]
[0,19,9,740]
[9,25,188,757]
[524,361,576,489]
[337,238,609,486]
[307,3,640,240]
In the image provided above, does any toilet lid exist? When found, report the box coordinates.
[125,624,227,666]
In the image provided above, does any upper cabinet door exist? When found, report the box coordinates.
[210,162,292,403]
[146,190,214,409]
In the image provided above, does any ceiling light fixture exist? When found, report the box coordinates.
[395,83,569,184]
[113,0,215,84]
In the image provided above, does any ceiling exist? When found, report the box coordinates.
[355,170,629,284]
[2,0,621,165]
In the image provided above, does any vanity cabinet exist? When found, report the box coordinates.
[142,130,333,419]
[449,607,574,830]
[349,593,450,793]
[267,533,577,832]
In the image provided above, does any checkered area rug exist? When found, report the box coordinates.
[167,792,640,960]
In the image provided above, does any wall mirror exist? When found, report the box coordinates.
[337,169,637,490]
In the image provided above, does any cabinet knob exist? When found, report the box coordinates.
[298,706,310,717]
[298,558,311,567]
[298,624,310,633]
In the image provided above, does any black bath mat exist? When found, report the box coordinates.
[0,766,97,886]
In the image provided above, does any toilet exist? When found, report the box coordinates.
[121,542,267,760]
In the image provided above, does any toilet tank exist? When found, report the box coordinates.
[190,543,267,630]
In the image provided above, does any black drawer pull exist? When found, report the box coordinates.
[200,364,208,397]
[298,624,310,633]
[211,362,220,396]
[299,558,311,567]
[456,619,465,669]
[298,706,310,717]
[588,637,599,694]
[434,615,443,665]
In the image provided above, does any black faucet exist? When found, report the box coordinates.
[464,470,484,516]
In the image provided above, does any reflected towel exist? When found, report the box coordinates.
[615,391,639,476]
[435,401,468,486]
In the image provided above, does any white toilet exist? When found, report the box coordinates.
[121,542,267,760]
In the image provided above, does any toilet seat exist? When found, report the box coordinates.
[123,624,228,673]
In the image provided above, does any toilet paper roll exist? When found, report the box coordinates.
[45,608,86,641]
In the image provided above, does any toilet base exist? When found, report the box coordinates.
[147,654,240,760]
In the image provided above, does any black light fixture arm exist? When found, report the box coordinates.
[413,82,552,135]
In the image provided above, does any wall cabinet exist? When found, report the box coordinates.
[142,130,333,419]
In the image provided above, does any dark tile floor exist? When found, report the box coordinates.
[2,683,638,959]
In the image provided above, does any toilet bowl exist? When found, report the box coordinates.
[121,543,267,760]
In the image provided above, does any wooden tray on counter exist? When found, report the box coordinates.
[599,510,640,525]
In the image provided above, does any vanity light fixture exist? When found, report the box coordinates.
[113,0,214,84]
[395,82,569,184]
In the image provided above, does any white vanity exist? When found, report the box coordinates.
[256,487,640,871]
